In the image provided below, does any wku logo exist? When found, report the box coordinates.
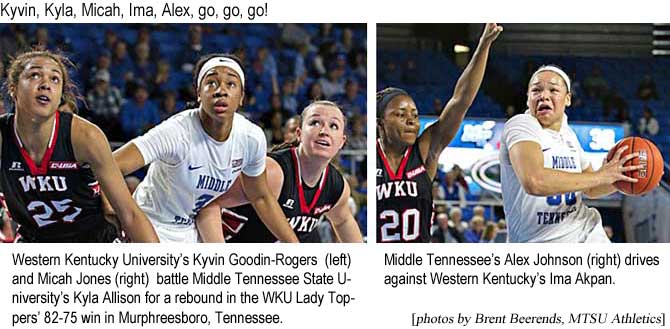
[49,161,78,170]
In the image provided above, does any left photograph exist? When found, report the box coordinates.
[0,23,367,243]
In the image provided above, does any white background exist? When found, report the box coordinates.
[2,0,670,328]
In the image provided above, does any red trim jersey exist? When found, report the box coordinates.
[223,147,344,243]
[376,140,433,243]
[0,112,108,242]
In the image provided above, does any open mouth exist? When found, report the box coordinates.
[213,99,229,112]
[315,140,331,147]
[536,103,552,114]
[36,95,51,105]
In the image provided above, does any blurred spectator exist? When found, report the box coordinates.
[444,170,466,209]
[603,89,627,121]
[638,106,659,138]
[132,42,156,84]
[31,26,53,50]
[0,25,27,62]
[432,181,446,201]
[448,207,466,243]
[281,78,298,115]
[480,222,498,243]
[264,108,285,146]
[282,115,300,143]
[281,24,312,48]
[179,25,205,72]
[313,41,336,77]
[583,66,609,99]
[315,23,335,46]
[86,70,124,140]
[160,90,181,120]
[345,114,366,150]
[637,75,658,101]
[496,219,507,230]
[88,51,112,88]
[473,205,486,221]
[301,82,325,109]
[350,50,367,80]
[111,40,134,91]
[293,43,310,83]
[153,60,181,98]
[119,82,160,139]
[617,107,632,137]
[402,59,420,85]
[465,215,485,243]
[101,29,118,53]
[337,79,366,117]
[337,28,355,53]
[381,61,402,85]
[319,65,345,99]
[431,212,457,243]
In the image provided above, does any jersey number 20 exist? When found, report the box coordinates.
[379,209,420,242]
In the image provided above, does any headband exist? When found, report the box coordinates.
[530,65,571,92]
[376,87,409,118]
[197,57,245,90]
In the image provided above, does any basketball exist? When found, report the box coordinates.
[606,137,664,195]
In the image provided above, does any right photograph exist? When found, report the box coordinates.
[376,23,670,243]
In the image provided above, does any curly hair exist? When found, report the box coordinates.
[4,49,82,113]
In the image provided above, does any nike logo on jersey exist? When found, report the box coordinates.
[542,147,551,152]
[376,169,383,177]
[188,165,203,171]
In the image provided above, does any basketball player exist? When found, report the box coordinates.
[0,50,158,242]
[376,24,502,243]
[113,53,298,243]
[500,65,643,242]
[196,101,363,243]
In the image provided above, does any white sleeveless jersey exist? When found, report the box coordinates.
[131,109,266,242]
[500,113,607,243]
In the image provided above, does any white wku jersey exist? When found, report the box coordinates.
[131,109,266,242]
[500,113,606,243]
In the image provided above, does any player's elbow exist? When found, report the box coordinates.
[521,174,552,196]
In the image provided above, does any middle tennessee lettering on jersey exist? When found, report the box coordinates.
[195,175,232,192]
[500,113,604,242]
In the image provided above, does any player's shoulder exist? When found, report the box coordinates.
[232,113,265,143]
[166,108,199,128]
[504,113,541,129]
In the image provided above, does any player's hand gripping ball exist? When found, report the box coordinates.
[606,137,664,195]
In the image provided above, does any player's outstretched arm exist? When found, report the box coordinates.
[241,170,299,243]
[325,181,364,243]
[510,141,642,196]
[418,23,502,173]
[112,143,147,176]
[72,117,159,242]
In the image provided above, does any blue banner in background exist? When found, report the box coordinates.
[419,116,625,152]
